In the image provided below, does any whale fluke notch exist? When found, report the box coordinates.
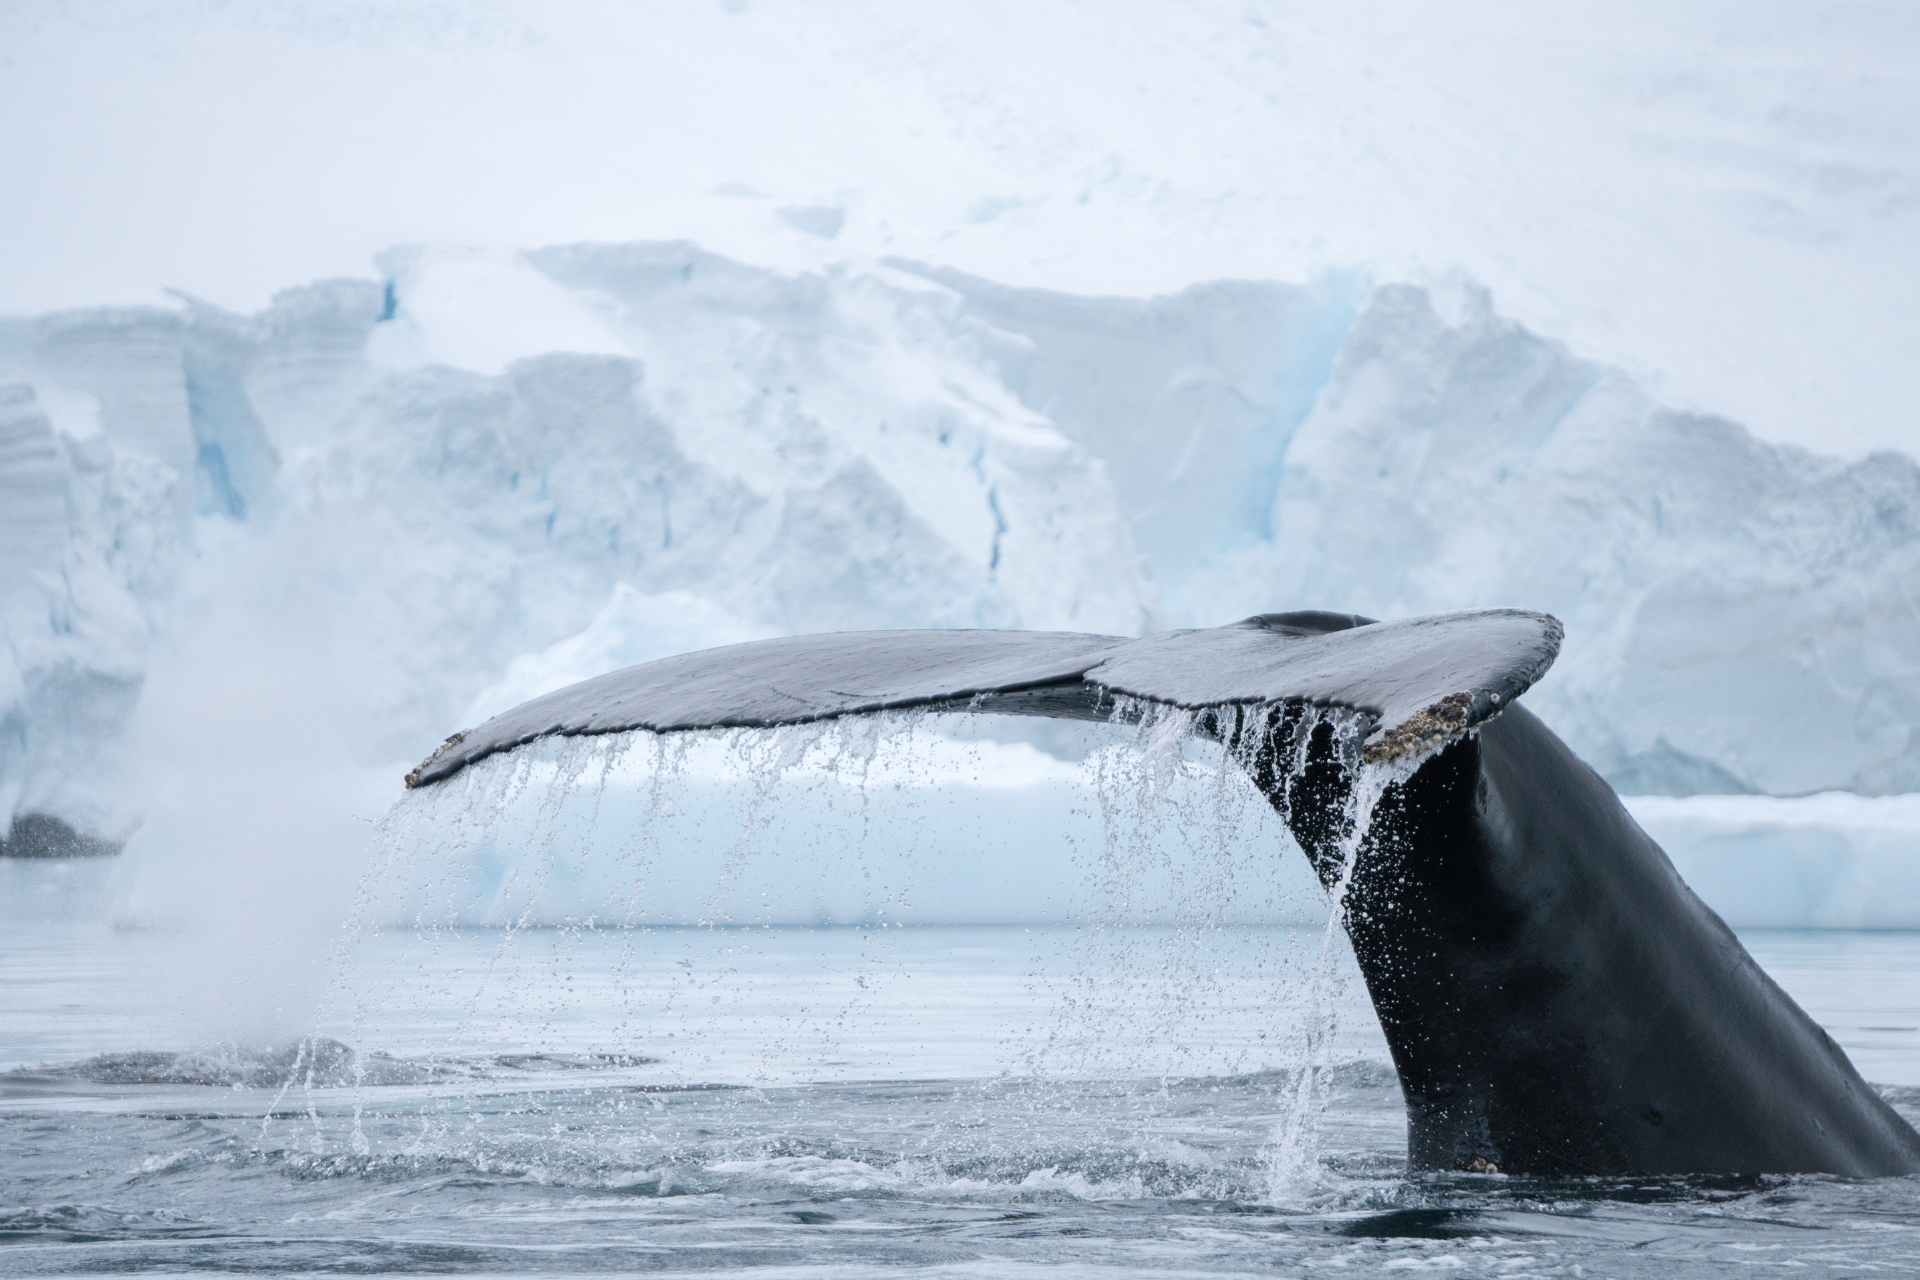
[404,608,1562,788]
[399,607,1920,1178]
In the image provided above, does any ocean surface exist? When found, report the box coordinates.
[5,864,1920,1277]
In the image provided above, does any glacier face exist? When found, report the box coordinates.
[1259,285,1920,797]
[2,241,1918,851]
[877,264,1920,798]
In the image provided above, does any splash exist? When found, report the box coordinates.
[1233,706,1423,1202]
[286,707,1395,1177]
[1263,761,1394,1198]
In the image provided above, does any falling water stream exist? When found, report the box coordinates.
[6,710,1920,1276]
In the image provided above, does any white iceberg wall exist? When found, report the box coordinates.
[461,585,778,726]
[894,268,1920,796]
[360,724,1325,930]
[0,308,196,529]
[890,262,1369,595]
[0,368,183,838]
[259,245,1159,760]
[1249,284,1920,796]
[0,384,70,826]
[83,727,1920,932]
[514,243,1156,634]
[3,242,1920,942]
[1626,794,1920,930]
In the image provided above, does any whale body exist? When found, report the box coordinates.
[405,608,1920,1177]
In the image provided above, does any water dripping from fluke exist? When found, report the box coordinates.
[381,609,1920,1180]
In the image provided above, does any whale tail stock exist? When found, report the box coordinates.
[403,608,1920,1177]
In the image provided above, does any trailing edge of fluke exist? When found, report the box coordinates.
[404,608,1564,788]
[401,608,1920,1178]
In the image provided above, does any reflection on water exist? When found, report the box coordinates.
[5,905,1920,1275]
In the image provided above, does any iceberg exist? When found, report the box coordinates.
[84,734,1920,933]
[2,242,1917,929]
[1626,793,1920,930]
[358,726,1325,931]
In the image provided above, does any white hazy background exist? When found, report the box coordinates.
[6,0,1916,455]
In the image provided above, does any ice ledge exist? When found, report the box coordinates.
[1626,793,1920,930]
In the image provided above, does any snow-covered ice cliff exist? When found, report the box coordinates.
[6,241,1920,932]
[6,242,1919,852]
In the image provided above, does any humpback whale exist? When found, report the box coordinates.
[405,609,1920,1177]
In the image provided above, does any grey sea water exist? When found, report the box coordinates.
[5,859,1920,1278]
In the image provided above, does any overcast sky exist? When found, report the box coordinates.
[4,0,1916,456]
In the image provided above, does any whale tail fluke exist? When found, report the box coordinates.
[404,608,1562,788]
[397,606,1920,1178]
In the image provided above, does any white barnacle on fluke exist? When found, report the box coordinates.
[403,729,470,790]
[1362,692,1479,765]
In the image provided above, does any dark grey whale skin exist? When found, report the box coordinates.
[406,609,1920,1177]
[1250,700,1920,1176]
[404,608,1562,788]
